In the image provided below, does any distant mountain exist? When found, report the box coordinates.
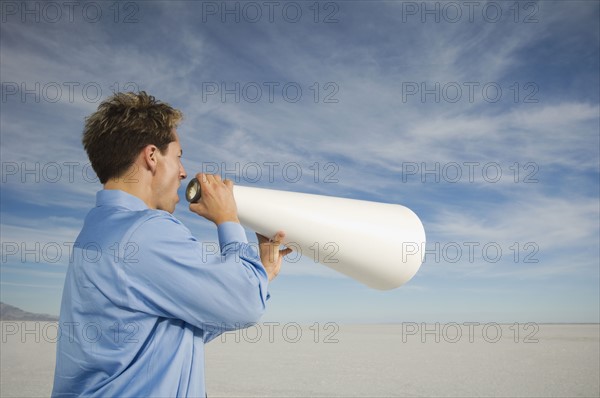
[0,302,58,321]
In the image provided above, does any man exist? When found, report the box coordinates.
[52,92,291,397]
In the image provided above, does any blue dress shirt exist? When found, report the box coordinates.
[52,189,270,397]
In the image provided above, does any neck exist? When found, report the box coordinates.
[104,173,155,209]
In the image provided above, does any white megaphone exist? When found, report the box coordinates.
[186,178,426,290]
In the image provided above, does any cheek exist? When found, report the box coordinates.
[171,161,181,181]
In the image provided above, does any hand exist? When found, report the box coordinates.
[189,173,240,225]
[257,231,293,281]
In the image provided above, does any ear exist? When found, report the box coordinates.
[142,145,159,174]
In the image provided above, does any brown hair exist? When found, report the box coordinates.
[82,91,183,183]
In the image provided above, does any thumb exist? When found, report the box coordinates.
[189,201,208,217]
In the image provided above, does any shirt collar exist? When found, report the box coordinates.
[96,189,150,211]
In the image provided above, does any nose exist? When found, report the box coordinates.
[180,164,187,180]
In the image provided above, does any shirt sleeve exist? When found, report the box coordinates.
[120,212,270,338]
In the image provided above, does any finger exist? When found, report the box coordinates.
[198,173,219,185]
[257,232,285,244]
[204,173,216,184]
[196,172,208,184]
[198,173,224,192]
[269,231,286,245]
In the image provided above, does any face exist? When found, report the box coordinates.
[153,130,187,213]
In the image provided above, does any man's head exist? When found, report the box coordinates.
[83,92,187,213]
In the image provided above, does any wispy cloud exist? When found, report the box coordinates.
[1,0,598,319]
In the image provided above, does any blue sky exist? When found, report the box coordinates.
[1,0,598,323]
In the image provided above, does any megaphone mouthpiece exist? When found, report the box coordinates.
[186,178,202,203]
